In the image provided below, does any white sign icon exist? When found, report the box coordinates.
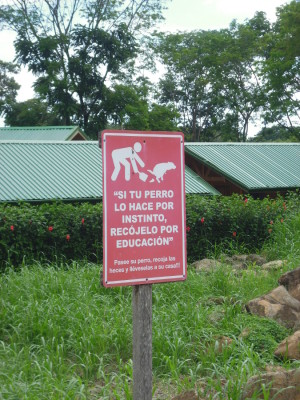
[148,162,176,183]
[111,143,176,183]
[111,142,147,182]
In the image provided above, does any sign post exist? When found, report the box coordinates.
[132,284,152,400]
[101,130,186,398]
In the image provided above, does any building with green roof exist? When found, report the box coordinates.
[0,141,219,203]
[185,142,300,196]
[0,126,87,141]
[1,139,299,201]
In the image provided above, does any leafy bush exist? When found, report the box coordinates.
[0,192,298,269]
[262,191,300,261]
[185,193,293,261]
[0,202,102,269]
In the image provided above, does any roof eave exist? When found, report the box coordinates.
[0,196,102,204]
[186,149,298,192]
[185,147,250,192]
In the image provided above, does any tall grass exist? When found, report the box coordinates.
[263,210,300,263]
[1,259,299,399]
[0,262,133,399]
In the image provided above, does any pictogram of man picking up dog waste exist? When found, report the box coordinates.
[111,142,176,183]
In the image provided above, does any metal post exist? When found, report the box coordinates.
[132,284,152,400]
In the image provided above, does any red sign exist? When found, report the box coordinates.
[101,130,186,287]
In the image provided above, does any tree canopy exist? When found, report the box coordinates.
[4,98,61,126]
[154,3,299,141]
[0,0,299,142]
[262,0,300,131]
[0,61,20,117]
[0,0,167,137]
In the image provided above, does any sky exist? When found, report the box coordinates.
[0,0,291,132]
[161,0,288,32]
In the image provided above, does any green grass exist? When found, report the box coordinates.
[262,211,300,262]
[0,208,299,399]
[1,261,299,400]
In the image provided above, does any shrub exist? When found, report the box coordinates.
[0,192,298,269]
[185,193,295,261]
[0,202,102,269]
[262,191,300,261]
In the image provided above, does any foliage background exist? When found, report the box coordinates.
[0,193,297,269]
[0,0,299,141]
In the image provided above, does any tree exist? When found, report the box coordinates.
[250,126,300,142]
[155,13,275,142]
[0,0,167,137]
[0,60,20,117]
[4,98,61,126]
[104,84,149,130]
[209,13,270,142]
[156,30,226,141]
[103,84,179,131]
[148,103,179,131]
[262,1,300,130]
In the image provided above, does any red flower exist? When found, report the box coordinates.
[48,226,53,232]
[10,225,14,231]
[66,234,70,241]
[186,226,190,232]
[81,218,85,224]
[201,217,205,224]
[244,198,248,204]
[281,218,284,223]
[232,231,237,237]
[270,220,273,225]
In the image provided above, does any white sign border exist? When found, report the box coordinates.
[102,131,186,287]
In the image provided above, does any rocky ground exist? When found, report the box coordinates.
[172,258,300,400]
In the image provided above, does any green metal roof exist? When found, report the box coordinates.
[185,165,220,195]
[0,141,218,203]
[185,142,300,191]
[0,142,101,202]
[0,126,86,141]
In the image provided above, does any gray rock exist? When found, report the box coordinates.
[266,285,300,311]
[261,260,286,271]
[274,331,300,360]
[219,254,233,264]
[238,328,251,339]
[231,261,247,270]
[231,254,248,269]
[191,258,222,272]
[232,254,248,262]
[241,368,300,400]
[246,254,267,266]
[219,254,267,269]
[172,391,199,400]
[246,285,300,329]
[214,336,233,353]
[278,266,300,302]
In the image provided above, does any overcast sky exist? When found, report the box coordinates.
[0,0,291,131]
[162,0,288,31]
